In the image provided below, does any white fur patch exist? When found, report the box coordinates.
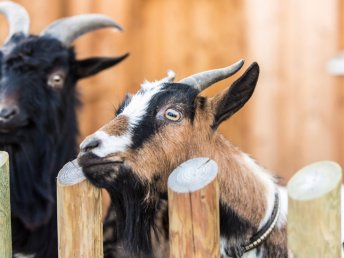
[121,84,163,128]
[81,81,166,158]
[220,237,263,258]
[243,249,263,258]
[14,254,34,258]
[220,237,227,257]
[240,154,277,230]
[80,131,132,158]
[276,186,288,228]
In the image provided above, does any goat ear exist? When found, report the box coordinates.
[211,62,259,128]
[75,53,129,79]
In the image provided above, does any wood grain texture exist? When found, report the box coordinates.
[57,161,103,258]
[287,161,342,258]
[244,0,340,182]
[0,151,11,258]
[0,0,343,184]
[168,158,220,258]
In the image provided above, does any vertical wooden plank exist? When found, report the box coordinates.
[0,0,63,43]
[0,152,11,258]
[168,158,219,258]
[340,0,344,49]
[288,161,342,257]
[243,0,281,172]
[244,0,339,181]
[15,0,63,33]
[57,160,103,258]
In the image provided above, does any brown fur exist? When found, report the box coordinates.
[114,98,268,228]
[101,115,129,136]
[81,63,287,257]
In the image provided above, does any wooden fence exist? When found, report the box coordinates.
[1,153,343,258]
[287,161,342,257]
[0,151,11,258]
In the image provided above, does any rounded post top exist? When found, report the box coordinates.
[57,159,86,186]
[0,151,9,167]
[168,157,218,193]
[287,161,342,201]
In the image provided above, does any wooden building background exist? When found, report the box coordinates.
[1,0,344,183]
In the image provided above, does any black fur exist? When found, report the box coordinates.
[130,84,199,150]
[212,62,259,129]
[116,93,133,116]
[0,34,126,258]
[81,159,168,258]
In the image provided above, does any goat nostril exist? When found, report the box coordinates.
[0,106,18,120]
[81,138,101,153]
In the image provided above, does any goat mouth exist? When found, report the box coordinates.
[0,120,30,134]
[78,153,124,170]
[83,160,124,169]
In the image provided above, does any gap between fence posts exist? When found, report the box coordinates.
[168,157,220,258]
[287,161,342,258]
[0,151,11,258]
[57,159,103,258]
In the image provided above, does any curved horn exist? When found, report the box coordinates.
[40,14,123,47]
[179,59,245,92]
[0,1,30,44]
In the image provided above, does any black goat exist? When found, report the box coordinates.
[0,2,127,258]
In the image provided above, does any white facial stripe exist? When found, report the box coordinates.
[92,131,131,158]
[121,82,164,129]
[81,81,165,158]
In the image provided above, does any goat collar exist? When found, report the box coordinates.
[225,190,281,257]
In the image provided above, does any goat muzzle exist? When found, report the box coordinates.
[0,102,28,132]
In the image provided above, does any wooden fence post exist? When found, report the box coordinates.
[0,151,11,258]
[168,157,220,258]
[287,161,342,258]
[57,159,103,258]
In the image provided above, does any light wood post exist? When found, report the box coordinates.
[0,151,11,258]
[168,158,220,258]
[287,161,342,258]
[57,159,103,258]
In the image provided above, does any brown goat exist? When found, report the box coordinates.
[78,60,288,258]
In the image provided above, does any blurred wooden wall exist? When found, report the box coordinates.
[2,0,344,182]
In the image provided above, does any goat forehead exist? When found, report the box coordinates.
[118,82,197,123]
[3,38,69,70]
[120,85,164,127]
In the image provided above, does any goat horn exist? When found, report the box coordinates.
[179,59,245,91]
[0,1,30,44]
[40,14,123,47]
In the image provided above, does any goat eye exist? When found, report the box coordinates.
[48,74,64,88]
[164,108,182,121]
